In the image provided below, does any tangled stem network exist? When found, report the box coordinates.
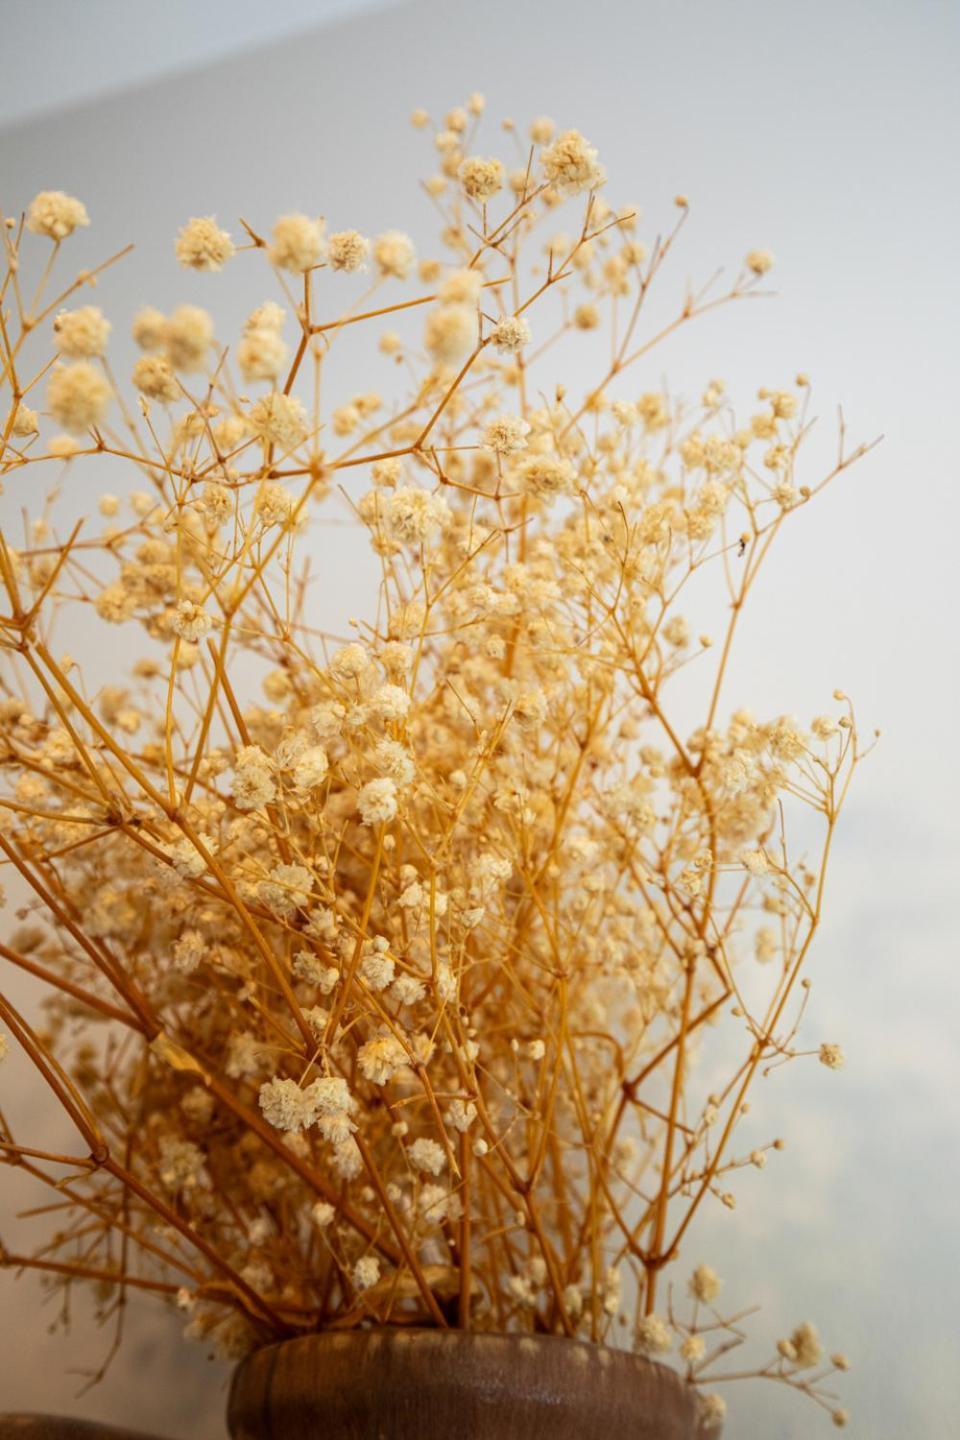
[0,97,873,1429]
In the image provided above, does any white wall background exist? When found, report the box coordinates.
[0,0,957,1435]
[0,0,404,128]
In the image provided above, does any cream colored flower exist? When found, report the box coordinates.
[269,213,324,272]
[747,248,775,275]
[249,393,308,449]
[327,230,369,272]
[9,404,39,438]
[489,315,531,353]
[53,306,111,358]
[541,130,604,194]
[47,362,110,432]
[460,156,504,201]
[165,305,214,372]
[133,355,179,403]
[175,216,234,271]
[374,230,415,279]
[27,190,89,239]
[424,303,475,365]
[357,777,398,825]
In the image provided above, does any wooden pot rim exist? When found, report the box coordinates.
[228,1327,713,1439]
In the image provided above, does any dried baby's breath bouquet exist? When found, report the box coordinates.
[0,98,873,1430]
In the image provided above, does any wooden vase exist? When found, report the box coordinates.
[227,1329,712,1439]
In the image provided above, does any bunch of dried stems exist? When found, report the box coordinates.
[0,98,873,1431]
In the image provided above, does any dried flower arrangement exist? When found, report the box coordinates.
[0,96,875,1432]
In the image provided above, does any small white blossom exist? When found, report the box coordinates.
[259,1077,314,1133]
[635,1313,672,1355]
[311,1201,336,1229]
[541,130,605,194]
[233,745,276,811]
[269,214,324,273]
[408,1137,446,1175]
[27,190,89,240]
[387,487,451,544]
[482,413,530,455]
[689,1263,722,1303]
[175,217,234,271]
[357,1033,406,1086]
[374,230,415,279]
[357,777,398,826]
[698,1394,727,1430]
[292,745,329,791]
[353,1255,380,1291]
[171,600,212,643]
[489,315,531,353]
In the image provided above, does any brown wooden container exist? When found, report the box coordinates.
[227,1329,713,1439]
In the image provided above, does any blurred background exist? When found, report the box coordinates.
[0,0,957,1434]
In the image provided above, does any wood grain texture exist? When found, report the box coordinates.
[227,1330,714,1439]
